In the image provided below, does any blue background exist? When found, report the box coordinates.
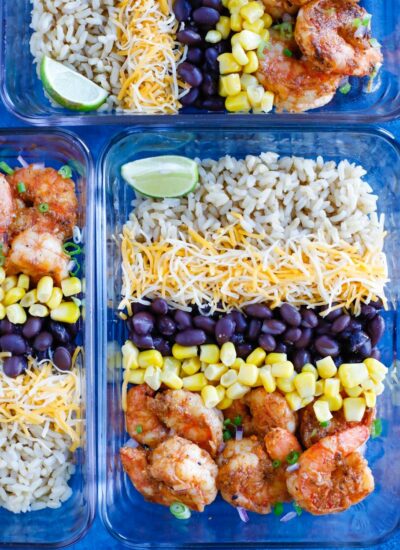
[1,105,399,550]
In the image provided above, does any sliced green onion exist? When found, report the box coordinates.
[339,82,351,95]
[38,202,49,213]
[286,451,300,465]
[223,418,232,426]
[69,260,81,277]
[273,502,283,516]
[223,430,232,441]
[257,40,268,60]
[272,459,281,469]
[370,38,381,48]
[136,424,143,434]
[63,242,82,257]
[170,502,191,520]
[293,502,302,516]
[320,420,330,428]
[371,418,382,438]
[273,22,292,39]
[0,254,4,267]
[0,161,14,175]
[58,165,72,179]
[362,15,371,26]
[310,428,317,438]
[233,415,242,426]
[17,181,26,193]
[352,17,362,28]
[283,48,293,58]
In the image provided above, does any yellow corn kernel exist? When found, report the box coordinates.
[315,379,324,396]
[37,276,54,303]
[163,356,181,375]
[253,373,264,387]
[182,357,201,375]
[230,13,243,31]
[0,267,5,285]
[313,399,333,423]
[243,19,264,33]
[6,304,27,325]
[126,369,145,385]
[324,377,340,397]
[240,73,258,90]
[322,393,343,412]
[276,376,295,393]
[144,366,162,391]
[294,372,316,398]
[266,353,287,365]
[20,289,37,308]
[122,340,139,370]
[0,304,5,321]
[205,363,228,381]
[343,397,366,422]
[238,30,261,50]
[172,343,198,360]
[46,287,63,309]
[247,85,264,108]
[221,74,242,98]
[161,369,183,390]
[202,385,221,408]
[3,276,17,292]
[216,384,226,401]
[200,344,220,364]
[262,12,273,27]
[228,0,248,14]
[232,42,249,65]
[237,363,259,386]
[220,342,237,367]
[232,357,246,370]
[4,287,26,306]
[285,391,302,411]
[364,391,376,408]
[339,363,369,388]
[374,381,385,395]
[217,396,233,410]
[17,274,30,290]
[182,373,207,391]
[316,356,337,379]
[259,28,270,42]
[345,385,363,397]
[216,16,231,39]
[50,301,80,324]
[0,288,4,301]
[28,304,49,317]
[301,396,314,408]
[240,1,264,23]
[226,382,250,400]
[302,363,318,380]
[138,350,163,369]
[222,0,229,6]
[61,277,82,297]
[231,32,241,46]
[244,51,258,73]
[246,347,266,366]
[259,91,274,113]
[225,92,251,112]
[364,357,388,383]
[361,378,375,391]
[205,29,222,43]
[271,361,294,379]
[259,365,276,393]
[220,369,238,387]
[218,53,241,74]
[219,77,229,97]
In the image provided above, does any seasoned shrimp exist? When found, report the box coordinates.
[125,385,168,448]
[264,427,302,462]
[257,31,341,112]
[295,0,383,76]
[120,435,218,512]
[300,401,375,448]
[244,387,298,436]
[150,389,223,457]
[217,436,291,513]
[262,0,299,19]
[223,398,254,436]
[287,425,374,515]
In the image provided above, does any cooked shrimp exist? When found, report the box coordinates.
[217,436,291,513]
[300,401,375,448]
[264,427,302,462]
[149,389,223,457]
[257,30,341,112]
[244,387,298,436]
[7,166,78,240]
[286,425,374,515]
[295,0,383,76]
[262,0,299,19]
[223,398,254,436]
[125,385,169,448]
[5,229,70,283]
[120,435,218,512]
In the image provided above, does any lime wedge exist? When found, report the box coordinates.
[40,56,109,112]
[121,156,199,198]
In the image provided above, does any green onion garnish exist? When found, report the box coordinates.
[223,418,232,426]
[0,254,4,267]
[38,202,49,213]
[286,451,300,465]
[370,38,380,48]
[272,459,281,469]
[352,18,362,28]
[223,430,232,441]
[0,161,14,175]
[170,502,191,520]
[293,502,303,516]
[69,259,81,277]
[371,418,382,438]
[339,82,351,95]
[273,502,283,516]
[257,40,268,60]
[136,425,143,434]
[320,420,330,428]
[362,15,371,26]
[63,242,82,256]
[283,48,293,57]
[233,415,242,426]
[310,428,317,438]
[17,181,26,193]
[58,165,72,179]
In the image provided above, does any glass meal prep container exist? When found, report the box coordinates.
[0,129,95,549]
[0,0,399,125]
[98,125,400,549]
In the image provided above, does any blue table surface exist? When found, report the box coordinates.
[1,104,399,550]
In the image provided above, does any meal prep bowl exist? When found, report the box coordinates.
[98,125,400,548]
[0,129,95,549]
[1,0,399,125]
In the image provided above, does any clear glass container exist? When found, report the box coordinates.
[1,0,399,125]
[98,125,400,548]
[0,129,96,548]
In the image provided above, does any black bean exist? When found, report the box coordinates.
[153,337,172,356]
[151,298,169,316]
[157,316,176,336]
[205,47,219,71]
[187,47,203,65]
[349,319,363,332]
[231,332,245,345]
[67,321,80,339]
[201,73,218,96]
[247,319,262,341]
[132,303,148,314]
[370,299,383,309]
[193,315,216,334]
[231,311,247,333]
[173,0,192,21]
[339,330,352,341]
[132,312,154,335]
[53,347,72,371]
[316,321,331,336]
[292,349,310,370]
[261,319,286,335]
[367,315,385,347]
[176,329,206,346]
[22,317,44,340]
[178,62,203,87]
[202,96,225,111]
[301,308,318,328]
[180,87,200,106]
[314,335,340,357]
[131,333,155,350]
[3,356,27,378]
[331,314,351,334]
[193,6,220,24]
[0,334,26,355]
[325,308,342,322]
[358,340,372,359]
[174,310,193,330]
[360,304,377,320]
[275,342,287,353]
[0,319,15,335]
[348,331,370,354]
[258,333,276,352]
[370,347,381,360]
[33,331,53,352]
[236,343,253,358]
[202,0,222,10]
[47,321,71,344]
[294,328,312,349]
[176,29,202,46]
[215,316,236,345]
[244,304,273,319]
[283,327,302,344]
[280,303,301,327]
[333,355,343,367]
